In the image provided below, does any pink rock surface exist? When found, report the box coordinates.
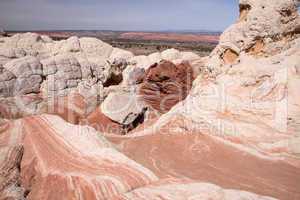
[0,115,158,200]
[108,116,300,200]
[114,178,276,200]
[0,0,299,199]
[81,107,124,135]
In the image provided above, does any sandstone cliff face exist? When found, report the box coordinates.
[0,0,299,199]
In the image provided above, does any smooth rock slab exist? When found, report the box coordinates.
[114,178,277,200]
[0,115,159,200]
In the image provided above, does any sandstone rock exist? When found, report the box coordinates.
[0,94,43,119]
[206,0,300,72]
[110,48,134,61]
[81,107,124,135]
[111,120,300,200]
[112,1,300,199]
[148,52,162,64]
[41,54,85,93]
[40,92,88,124]
[103,58,128,87]
[101,91,147,133]
[182,0,300,157]
[115,179,277,200]
[0,32,136,98]
[0,67,16,98]
[161,48,181,60]
[0,1,298,199]
[0,115,158,200]
[122,49,201,87]
[139,60,194,113]
[0,145,24,200]
[79,37,114,58]
[0,33,49,58]
[50,36,81,54]
[127,67,145,85]
[128,55,152,70]
[3,56,43,96]
[180,51,200,61]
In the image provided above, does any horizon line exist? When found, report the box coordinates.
[5,29,223,34]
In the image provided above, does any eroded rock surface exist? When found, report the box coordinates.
[114,179,277,200]
[206,0,300,72]
[0,145,24,200]
[0,0,299,199]
[0,115,158,200]
[139,60,194,113]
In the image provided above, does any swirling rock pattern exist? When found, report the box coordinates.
[1,115,159,200]
[0,0,299,199]
[114,178,277,200]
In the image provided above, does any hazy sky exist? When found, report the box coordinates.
[0,0,238,31]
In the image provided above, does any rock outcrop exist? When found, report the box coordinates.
[0,0,299,199]
[206,0,300,72]
[122,49,201,86]
[115,179,277,200]
[100,90,148,134]
[0,115,159,199]
[0,33,134,98]
[139,60,194,113]
[4,56,43,96]
[0,146,24,200]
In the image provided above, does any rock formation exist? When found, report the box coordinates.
[0,0,299,199]
[0,146,24,200]
[1,115,159,199]
[139,60,194,113]
[115,179,277,200]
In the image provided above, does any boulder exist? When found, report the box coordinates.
[101,91,147,133]
[139,60,194,113]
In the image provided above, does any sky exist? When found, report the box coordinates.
[0,0,238,31]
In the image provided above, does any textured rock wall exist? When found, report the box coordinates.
[206,0,300,73]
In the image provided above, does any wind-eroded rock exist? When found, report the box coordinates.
[0,115,158,200]
[206,0,300,72]
[115,179,277,200]
[0,145,24,200]
[81,107,124,134]
[2,56,42,96]
[0,33,134,98]
[110,116,300,200]
[0,0,299,199]
[139,60,194,113]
